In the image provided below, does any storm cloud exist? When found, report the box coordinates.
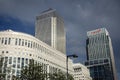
[0,0,120,79]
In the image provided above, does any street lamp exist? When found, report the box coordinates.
[66,54,78,80]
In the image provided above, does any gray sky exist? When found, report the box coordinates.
[0,0,120,79]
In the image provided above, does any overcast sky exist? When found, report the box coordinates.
[0,0,120,79]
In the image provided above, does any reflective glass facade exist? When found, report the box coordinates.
[85,28,117,80]
[35,9,66,54]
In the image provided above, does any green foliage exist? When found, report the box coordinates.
[49,71,66,80]
[0,56,6,80]
[0,56,3,73]
[68,73,74,80]
[21,59,46,80]
[49,70,74,80]
[12,75,20,80]
[20,59,74,80]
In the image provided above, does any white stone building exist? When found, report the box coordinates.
[0,30,73,80]
[73,63,92,80]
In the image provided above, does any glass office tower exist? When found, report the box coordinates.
[85,28,117,80]
[35,8,66,54]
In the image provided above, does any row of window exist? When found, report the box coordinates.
[74,67,82,72]
[0,37,62,60]
[85,59,109,66]
[88,46,110,59]
[1,50,64,72]
[0,56,64,80]
[0,37,44,50]
[88,33,109,45]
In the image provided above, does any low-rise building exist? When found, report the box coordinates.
[0,30,73,80]
[73,63,92,80]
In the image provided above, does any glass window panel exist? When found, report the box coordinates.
[22,39,24,46]
[94,60,98,64]
[13,57,16,63]
[19,39,21,45]
[18,57,20,63]
[5,38,7,45]
[17,64,20,68]
[1,38,4,44]
[9,57,12,64]
[13,64,16,68]
[15,38,18,45]
[8,38,11,45]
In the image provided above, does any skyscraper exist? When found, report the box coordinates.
[85,28,117,80]
[35,8,66,54]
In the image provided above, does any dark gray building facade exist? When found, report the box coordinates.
[85,28,117,80]
[35,8,66,54]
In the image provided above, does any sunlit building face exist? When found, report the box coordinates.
[0,30,73,80]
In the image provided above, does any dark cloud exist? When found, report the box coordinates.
[0,14,34,35]
[0,0,120,79]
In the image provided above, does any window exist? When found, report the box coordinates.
[19,39,21,45]
[104,59,109,63]
[21,58,24,68]
[25,40,27,46]
[99,60,103,63]
[22,39,24,46]
[13,64,16,68]
[1,38,4,44]
[17,64,20,68]
[15,38,18,45]
[94,60,98,64]
[33,42,35,48]
[2,51,4,53]
[17,70,20,76]
[5,38,7,45]
[90,61,93,65]
[31,41,33,48]
[13,57,16,63]
[12,69,15,74]
[28,41,30,47]
[9,57,12,64]
[6,51,8,53]
[25,58,28,64]
[85,61,89,66]
[8,38,11,45]
[18,57,20,63]
[30,54,32,56]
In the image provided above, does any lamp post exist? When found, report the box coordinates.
[66,54,78,80]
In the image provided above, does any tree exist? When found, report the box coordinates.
[49,71,66,80]
[0,55,6,80]
[12,75,20,80]
[20,59,74,80]
[20,59,46,80]
[49,70,74,80]
[68,73,74,80]
[49,70,66,80]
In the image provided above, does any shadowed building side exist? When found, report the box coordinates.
[35,8,66,54]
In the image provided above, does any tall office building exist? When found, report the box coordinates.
[35,8,66,54]
[85,28,117,80]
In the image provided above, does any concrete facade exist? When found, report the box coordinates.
[73,63,92,80]
[0,30,73,80]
